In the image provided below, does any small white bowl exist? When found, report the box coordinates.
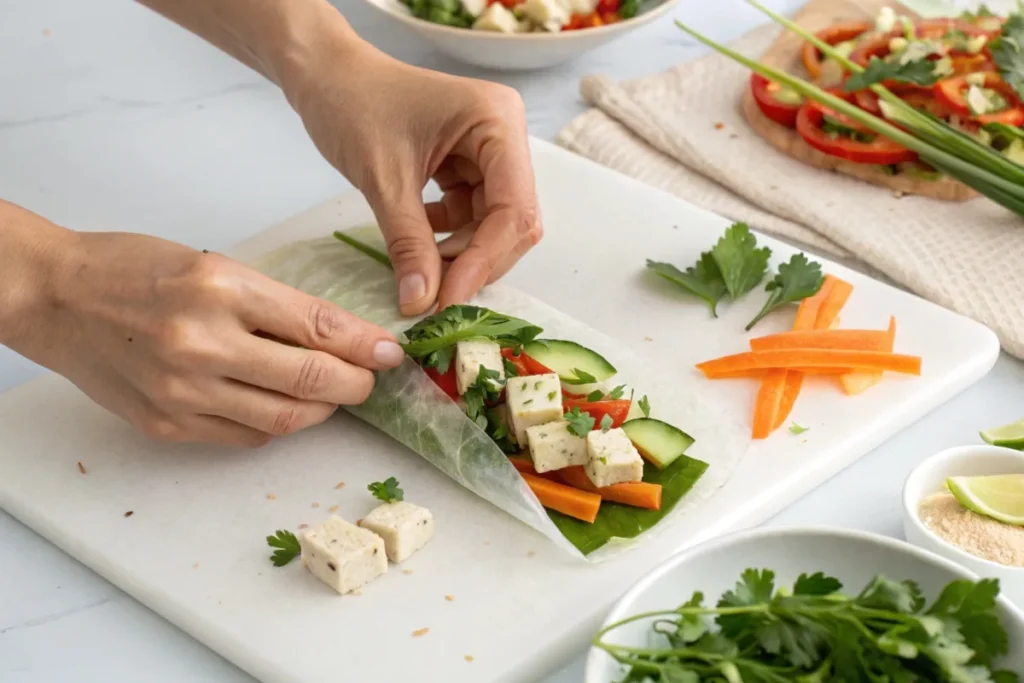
[361,0,681,70]
[585,526,1024,683]
[902,444,1024,609]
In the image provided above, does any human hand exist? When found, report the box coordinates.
[13,229,405,447]
[282,40,543,316]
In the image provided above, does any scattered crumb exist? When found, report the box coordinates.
[412,628,429,637]
[193,562,200,569]
[402,569,414,575]
[483,540,490,546]
[334,482,346,490]
[464,655,474,663]
[527,551,536,558]
[729,133,739,139]
[124,511,134,518]
[311,502,320,509]
[643,336,654,342]
[298,523,308,530]
[77,461,87,475]
[328,505,339,513]
[357,518,363,525]
[893,190,905,199]
[42,28,52,36]
[266,493,276,501]
[769,185,778,190]
[801,438,808,444]
[445,594,454,602]
[714,122,725,130]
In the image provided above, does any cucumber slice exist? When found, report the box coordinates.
[621,418,694,470]
[523,339,616,385]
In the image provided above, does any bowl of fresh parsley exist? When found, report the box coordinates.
[586,526,1024,682]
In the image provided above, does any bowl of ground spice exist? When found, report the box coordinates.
[903,444,1024,608]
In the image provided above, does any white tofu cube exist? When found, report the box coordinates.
[525,420,588,473]
[472,3,519,32]
[460,0,487,17]
[506,373,563,445]
[300,516,387,595]
[523,0,568,27]
[358,501,434,564]
[555,0,597,16]
[585,428,644,488]
[455,340,504,396]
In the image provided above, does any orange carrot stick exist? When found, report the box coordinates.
[711,367,854,379]
[521,472,601,523]
[750,328,891,352]
[557,467,662,510]
[508,455,536,474]
[793,275,836,329]
[697,348,921,376]
[753,369,787,439]
[840,317,896,395]
[814,277,853,330]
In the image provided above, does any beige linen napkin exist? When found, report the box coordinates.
[557,24,1024,358]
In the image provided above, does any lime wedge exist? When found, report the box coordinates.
[980,418,1024,449]
[947,475,1024,526]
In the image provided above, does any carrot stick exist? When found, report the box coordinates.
[753,369,787,439]
[750,328,891,352]
[557,466,662,510]
[814,277,853,330]
[521,472,601,523]
[697,348,921,376]
[793,275,836,329]
[508,456,537,474]
[711,367,854,379]
[771,372,805,431]
[839,316,896,395]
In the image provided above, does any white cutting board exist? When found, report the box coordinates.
[0,139,999,683]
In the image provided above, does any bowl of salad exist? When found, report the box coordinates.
[362,0,681,70]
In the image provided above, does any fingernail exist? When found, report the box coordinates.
[399,273,427,306]
[373,340,405,367]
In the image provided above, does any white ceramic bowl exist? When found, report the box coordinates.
[361,0,681,70]
[902,444,1024,609]
[585,526,1024,683]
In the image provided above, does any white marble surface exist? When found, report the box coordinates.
[2,1,1023,682]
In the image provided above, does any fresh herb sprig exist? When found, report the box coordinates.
[565,407,597,437]
[990,12,1024,100]
[646,253,727,317]
[462,366,506,430]
[638,395,651,418]
[368,476,404,504]
[401,306,542,373]
[266,530,301,567]
[594,569,1018,682]
[746,253,824,331]
[845,55,944,91]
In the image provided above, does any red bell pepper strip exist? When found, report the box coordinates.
[934,73,1024,126]
[750,73,803,128]
[424,365,459,401]
[796,99,918,165]
[563,396,631,429]
[800,21,872,80]
[500,348,553,377]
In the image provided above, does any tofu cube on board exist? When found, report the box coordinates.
[506,373,563,445]
[359,501,435,564]
[585,428,644,488]
[455,340,504,396]
[525,420,588,473]
[300,516,387,595]
[472,3,519,32]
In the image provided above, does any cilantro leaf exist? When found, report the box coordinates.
[990,13,1024,100]
[607,385,626,400]
[745,253,824,331]
[927,578,1007,664]
[266,529,301,567]
[485,407,517,454]
[565,368,598,385]
[711,223,771,301]
[845,55,943,91]
[585,389,605,402]
[461,365,506,430]
[565,407,595,437]
[502,356,519,378]
[793,572,842,596]
[646,252,727,317]
[855,575,922,614]
[638,395,651,418]
[368,476,404,504]
[401,305,542,369]
[599,413,613,432]
[789,423,809,435]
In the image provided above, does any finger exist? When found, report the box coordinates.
[425,185,474,234]
[201,379,339,437]
[433,156,483,190]
[488,232,536,284]
[368,190,443,316]
[225,335,376,405]
[176,414,274,447]
[236,276,405,370]
[437,209,523,308]
[436,223,479,260]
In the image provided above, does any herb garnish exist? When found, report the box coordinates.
[593,569,1018,682]
[990,12,1024,100]
[565,407,596,437]
[401,305,542,373]
[565,368,598,385]
[267,530,301,567]
[638,395,651,418]
[746,253,824,331]
[646,253,727,317]
[462,366,505,430]
[599,414,614,432]
[585,385,626,402]
[845,55,943,91]
[368,476,404,504]
[789,422,809,435]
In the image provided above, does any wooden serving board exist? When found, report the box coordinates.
[741,0,978,201]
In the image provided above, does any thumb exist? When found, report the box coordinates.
[369,191,443,317]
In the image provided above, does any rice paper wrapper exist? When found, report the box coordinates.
[251,227,750,561]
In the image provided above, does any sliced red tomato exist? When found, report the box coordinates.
[500,347,553,377]
[934,73,1024,125]
[750,73,802,128]
[563,397,631,429]
[597,0,619,13]
[801,21,872,79]
[424,365,459,401]
[796,99,918,165]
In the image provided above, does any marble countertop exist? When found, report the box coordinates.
[3,1,1023,681]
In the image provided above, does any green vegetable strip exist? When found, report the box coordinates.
[673,21,1024,209]
[332,230,394,269]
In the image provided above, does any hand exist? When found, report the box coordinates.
[13,228,406,447]
[283,41,543,316]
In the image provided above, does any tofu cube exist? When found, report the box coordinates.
[585,428,644,488]
[358,501,434,564]
[300,516,387,595]
[506,373,563,445]
[525,420,588,473]
[460,0,487,17]
[522,0,567,27]
[472,3,519,32]
[455,340,505,396]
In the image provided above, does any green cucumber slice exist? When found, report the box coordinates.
[621,418,694,470]
[523,339,616,385]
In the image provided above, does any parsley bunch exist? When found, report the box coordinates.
[401,305,542,373]
[594,569,1018,682]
